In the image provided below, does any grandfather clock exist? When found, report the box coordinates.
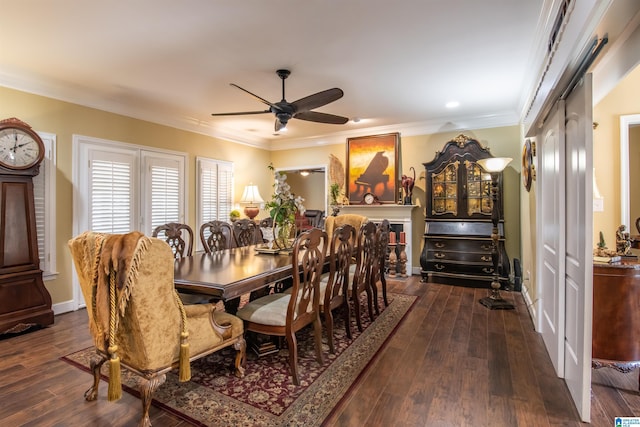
[0,117,53,334]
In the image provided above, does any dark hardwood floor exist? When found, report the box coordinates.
[0,277,637,426]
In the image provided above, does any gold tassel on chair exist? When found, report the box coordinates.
[175,290,191,382]
[179,331,191,382]
[107,271,122,401]
[107,345,122,401]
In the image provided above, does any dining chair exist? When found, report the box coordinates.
[152,222,194,259]
[351,221,378,332]
[371,219,391,312]
[200,220,235,254]
[319,223,355,353]
[232,218,263,247]
[236,228,327,386]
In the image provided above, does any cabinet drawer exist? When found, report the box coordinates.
[425,238,493,253]
[425,261,495,276]
[426,250,493,263]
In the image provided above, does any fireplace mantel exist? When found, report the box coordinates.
[338,204,417,275]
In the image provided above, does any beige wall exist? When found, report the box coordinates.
[0,84,522,309]
[593,65,640,248]
[0,86,272,306]
[283,171,326,213]
[271,127,523,275]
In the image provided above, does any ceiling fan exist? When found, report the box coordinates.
[211,69,349,131]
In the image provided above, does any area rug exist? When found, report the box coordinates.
[61,293,416,426]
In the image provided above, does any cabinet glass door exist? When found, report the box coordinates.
[465,161,492,216]
[431,161,458,215]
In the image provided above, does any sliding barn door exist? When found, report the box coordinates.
[563,73,593,422]
[537,100,566,377]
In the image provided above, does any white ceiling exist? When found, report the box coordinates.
[0,1,548,150]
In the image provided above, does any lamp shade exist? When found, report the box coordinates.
[239,184,264,205]
[477,157,513,173]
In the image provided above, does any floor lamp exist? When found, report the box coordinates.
[476,157,514,310]
[240,184,264,221]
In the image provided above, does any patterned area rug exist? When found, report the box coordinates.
[61,293,416,426]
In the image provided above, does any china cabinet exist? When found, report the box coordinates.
[419,135,510,287]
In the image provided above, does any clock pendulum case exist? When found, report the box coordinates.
[0,117,53,334]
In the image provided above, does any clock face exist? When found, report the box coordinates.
[364,192,375,204]
[0,127,43,169]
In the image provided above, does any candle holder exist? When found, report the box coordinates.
[476,157,514,310]
[388,243,398,278]
[397,242,408,277]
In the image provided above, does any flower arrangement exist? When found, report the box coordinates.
[265,164,305,248]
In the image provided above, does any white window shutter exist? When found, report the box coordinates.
[196,157,234,250]
[89,155,135,233]
[145,155,184,232]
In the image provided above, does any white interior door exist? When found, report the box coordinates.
[537,100,566,376]
[563,74,593,422]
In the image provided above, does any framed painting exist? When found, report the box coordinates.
[346,132,400,204]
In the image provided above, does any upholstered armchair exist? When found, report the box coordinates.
[324,214,368,246]
[68,231,246,427]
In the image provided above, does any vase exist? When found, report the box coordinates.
[273,221,296,250]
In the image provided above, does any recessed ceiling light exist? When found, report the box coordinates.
[446,101,460,109]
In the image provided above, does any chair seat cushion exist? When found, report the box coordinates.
[236,293,291,326]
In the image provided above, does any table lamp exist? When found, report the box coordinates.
[476,157,514,310]
[239,184,264,220]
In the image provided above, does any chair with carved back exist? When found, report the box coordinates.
[68,231,245,427]
[350,221,378,332]
[371,219,390,313]
[232,218,263,247]
[318,223,355,353]
[151,222,194,259]
[236,228,327,385]
[200,220,234,254]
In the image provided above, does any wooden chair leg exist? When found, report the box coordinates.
[138,374,166,427]
[365,286,375,321]
[286,331,300,386]
[381,276,389,307]
[234,337,246,378]
[353,294,363,332]
[313,317,324,364]
[84,355,107,401]
[342,300,352,339]
[325,305,335,354]
[371,280,380,315]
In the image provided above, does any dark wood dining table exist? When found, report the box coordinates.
[173,245,296,302]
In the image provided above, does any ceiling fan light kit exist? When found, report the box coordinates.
[211,69,349,131]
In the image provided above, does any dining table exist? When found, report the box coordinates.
[173,244,297,305]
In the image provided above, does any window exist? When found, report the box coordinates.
[73,135,186,236]
[33,132,56,279]
[143,152,185,232]
[197,157,233,250]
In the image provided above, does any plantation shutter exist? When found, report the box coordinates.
[218,162,233,220]
[197,158,234,249]
[33,161,46,268]
[144,154,184,233]
[89,152,135,233]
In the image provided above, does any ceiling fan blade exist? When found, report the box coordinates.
[291,88,344,113]
[230,83,282,111]
[211,110,271,116]
[295,111,349,125]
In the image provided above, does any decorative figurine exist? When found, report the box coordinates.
[616,224,632,255]
[401,166,415,205]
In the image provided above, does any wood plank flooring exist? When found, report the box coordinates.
[0,277,637,426]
